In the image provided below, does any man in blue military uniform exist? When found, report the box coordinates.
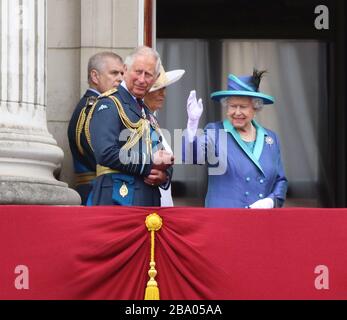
[68,52,124,204]
[86,46,174,206]
[184,70,288,208]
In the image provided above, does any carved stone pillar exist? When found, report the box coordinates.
[0,0,80,204]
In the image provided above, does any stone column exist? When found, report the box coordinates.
[0,0,80,204]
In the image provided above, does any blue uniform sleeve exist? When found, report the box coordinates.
[90,98,152,177]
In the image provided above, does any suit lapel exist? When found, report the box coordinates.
[223,119,265,175]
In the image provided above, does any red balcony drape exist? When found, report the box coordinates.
[1,206,347,299]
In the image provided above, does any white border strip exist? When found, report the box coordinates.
[137,0,144,46]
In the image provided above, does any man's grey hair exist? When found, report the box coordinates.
[124,46,161,76]
[220,96,264,111]
[87,51,123,82]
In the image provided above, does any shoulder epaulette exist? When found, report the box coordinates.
[87,95,97,107]
[98,88,118,98]
[75,95,98,156]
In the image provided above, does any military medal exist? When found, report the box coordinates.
[265,136,274,145]
[119,182,128,198]
[149,114,159,129]
[141,108,147,119]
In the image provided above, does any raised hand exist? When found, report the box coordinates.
[187,90,203,122]
[186,90,203,142]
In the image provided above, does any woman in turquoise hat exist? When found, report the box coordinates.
[185,69,288,208]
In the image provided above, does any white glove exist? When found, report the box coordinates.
[249,198,274,209]
[186,90,203,142]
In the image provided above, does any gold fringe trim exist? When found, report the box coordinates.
[83,90,154,156]
[76,95,98,155]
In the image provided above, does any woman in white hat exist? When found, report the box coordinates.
[185,69,288,208]
[144,65,185,206]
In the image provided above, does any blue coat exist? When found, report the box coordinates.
[184,120,288,208]
[87,85,171,206]
[67,89,98,205]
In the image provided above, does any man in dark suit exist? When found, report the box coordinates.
[85,46,174,206]
[67,52,124,205]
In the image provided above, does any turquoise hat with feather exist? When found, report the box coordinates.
[211,69,274,104]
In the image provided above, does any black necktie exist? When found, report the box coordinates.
[136,98,149,119]
[136,98,145,109]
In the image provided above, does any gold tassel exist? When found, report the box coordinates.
[144,213,162,300]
